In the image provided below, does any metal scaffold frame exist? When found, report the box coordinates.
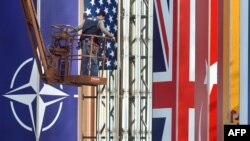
[83,0,153,140]
[95,70,119,141]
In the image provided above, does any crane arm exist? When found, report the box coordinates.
[21,0,58,83]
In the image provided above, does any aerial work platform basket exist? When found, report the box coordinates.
[21,0,112,86]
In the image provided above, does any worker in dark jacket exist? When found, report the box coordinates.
[71,11,115,76]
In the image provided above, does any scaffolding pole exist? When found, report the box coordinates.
[120,0,130,140]
[146,0,153,140]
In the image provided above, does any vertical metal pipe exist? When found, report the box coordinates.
[134,0,142,140]
[106,71,111,141]
[121,0,131,140]
[114,1,122,140]
[147,0,153,140]
[109,71,116,140]
[140,0,147,139]
[96,85,103,141]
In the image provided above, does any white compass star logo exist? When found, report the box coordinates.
[3,58,69,140]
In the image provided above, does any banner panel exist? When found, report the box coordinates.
[0,1,37,141]
[210,0,218,140]
[153,0,177,140]
[195,0,209,141]
[178,0,195,140]
[0,1,78,141]
[40,0,78,141]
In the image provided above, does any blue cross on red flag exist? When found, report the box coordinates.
[84,0,118,70]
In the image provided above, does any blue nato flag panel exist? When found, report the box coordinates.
[39,0,78,141]
[0,0,78,141]
[0,0,36,141]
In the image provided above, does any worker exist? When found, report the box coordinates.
[70,11,115,76]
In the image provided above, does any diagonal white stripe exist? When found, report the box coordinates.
[153,0,173,82]
[153,108,172,141]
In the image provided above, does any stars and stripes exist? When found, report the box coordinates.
[84,0,118,70]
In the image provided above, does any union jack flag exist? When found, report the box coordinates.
[84,0,118,70]
[153,0,176,140]
[153,0,197,141]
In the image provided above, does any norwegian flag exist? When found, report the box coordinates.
[84,0,118,70]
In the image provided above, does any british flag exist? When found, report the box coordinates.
[153,0,177,140]
[153,0,196,141]
[84,0,118,70]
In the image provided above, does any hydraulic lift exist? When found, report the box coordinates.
[21,0,110,86]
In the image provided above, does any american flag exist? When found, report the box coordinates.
[84,0,118,70]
